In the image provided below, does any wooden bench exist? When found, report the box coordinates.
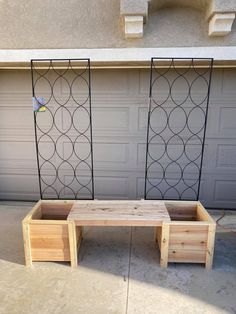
[22,199,215,269]
[67,200,170,267]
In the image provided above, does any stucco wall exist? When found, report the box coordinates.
[0,0,235,49]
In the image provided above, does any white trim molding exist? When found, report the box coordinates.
[0,47,236,68]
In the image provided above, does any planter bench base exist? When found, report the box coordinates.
[22,200,216,269]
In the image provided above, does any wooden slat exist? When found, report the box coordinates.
[156,226,162,248]
[196,203,216,224]
[75,226,83,261]
[67,201,170,226]
[169,239,207,251]
[22,222,32,266]
[169,225,208,234]
[68,221,78,268]
[169,225,208,251]
[28,220,69,225]
[168,221,211,226]
[30,224,69,237]
[31,249,70,261]
[70,220,165,227]
[205,224,216,270]
[164,201,197,221]
[41,200,75,206]
[30,237,69,249]
[41,214,68,220]
[41,202,73,220]
[168,249,206,263]
[160,223,169,268]
[22,200,41,223]
[32,207,42,220]
[76,227,83,244]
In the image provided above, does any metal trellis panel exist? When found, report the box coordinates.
[31,59,94,200]
[144,58,213,200]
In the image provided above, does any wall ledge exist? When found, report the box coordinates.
[0,47,236,68]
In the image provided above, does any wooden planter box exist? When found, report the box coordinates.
[22,200,82,267]
[156,201,216,269]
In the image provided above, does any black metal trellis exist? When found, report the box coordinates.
[31,59,94,200]
[144,58,213,200]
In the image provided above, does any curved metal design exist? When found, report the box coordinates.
[145,58,213,200]
[31,59,94,200]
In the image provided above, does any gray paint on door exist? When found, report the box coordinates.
[0,68,235,208]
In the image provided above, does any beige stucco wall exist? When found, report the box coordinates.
[0,0,235,49]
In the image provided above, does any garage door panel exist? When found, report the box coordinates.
[214,180,236,203]
[93,107,129,131]
[0,68,235,208]
[0,70,31,94]
[206,102,236,139]
[92,70,131,94]
[210,69,223,96]
[200,175,236,208]
[0,174,39,200]
[0,141,36,170]
[219,107,236,134]
[94,142,129,165]
[0,106,33,131]
[222,69,236,92]
[203,139,236,175]
[60,106,131,133]
[138,107,148,131]
[94,175,129,199]
[216,143,236,169]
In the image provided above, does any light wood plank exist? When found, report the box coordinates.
[22,222,32,267]
[22,200,41,223]
[30,237,69,249]
[160,223,169,268]
[169,225,208,233]
[168,221,211,226]
[197,203,215,224]
[168,249,206,263]
[169,226,208,251]
[30,224,69,237]
[156,226,162,248]
[67,201,170,226]
[68,221,78,268]
[205,224,216,270]
[165,202,197,221]
[41,201,74,220]
[31,249,70,261]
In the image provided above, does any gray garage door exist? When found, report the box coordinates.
[0,68,235,209]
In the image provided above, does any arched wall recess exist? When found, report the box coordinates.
[120,0,236,38]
